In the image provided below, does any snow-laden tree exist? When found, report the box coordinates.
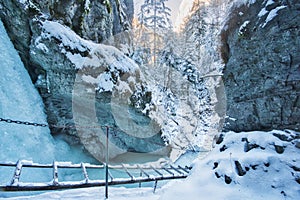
[181,0,208,67]
[139,0,172,32]
[135,0,173,65]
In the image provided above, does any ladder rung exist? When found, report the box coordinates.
[150,165,163,177]
[53,161,58,185]
[137,165,150,178]
[170,165,184,175]
[107,169,114,181]
[178,165,190,174]
[10,160,23,186]
[81,163,89,183]
[162,167,174,176]
[122,164,134,180]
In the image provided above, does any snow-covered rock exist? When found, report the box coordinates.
[1,0,167,162]
[221,0,300,132]
[30,18,169,161]
[1,130,298,200]
[0,0,227,163]
[161,130,300,200]
[0,0,134,139]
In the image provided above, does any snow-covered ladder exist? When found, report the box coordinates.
[0,160,192,191]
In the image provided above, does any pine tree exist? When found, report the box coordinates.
[181,1,207,66]
[139,0,172,33]
[137,0,172,66]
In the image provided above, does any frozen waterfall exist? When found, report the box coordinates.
[0,19,56,163]
[0,19,98,186]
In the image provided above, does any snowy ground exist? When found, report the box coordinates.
[1,130,299,200]
[160,130,300,200]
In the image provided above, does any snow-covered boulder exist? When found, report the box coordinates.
[161,130,300,200]
[29,19,169,161]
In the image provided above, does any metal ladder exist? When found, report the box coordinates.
[0,160,192,191]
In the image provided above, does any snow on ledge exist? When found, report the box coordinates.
[40,20,138,73]
[262,6,286,28]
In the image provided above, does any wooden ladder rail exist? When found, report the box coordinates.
[0,161,193,192]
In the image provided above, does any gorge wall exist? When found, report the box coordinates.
[3,0,296,162]
[0,0,156,161]
[0,0,133,80]
[0,0,219,162]
[221,0,300,132]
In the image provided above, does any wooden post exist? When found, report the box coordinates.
[105,126,109,199]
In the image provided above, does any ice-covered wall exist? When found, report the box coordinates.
[0,16,98,172]
[0,18,106,187]
[0,19,56,163]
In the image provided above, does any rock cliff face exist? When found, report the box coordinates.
[0,0,216,162]
[221,0,300,132]
[0,0,156,161]
[0,0,133,81]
